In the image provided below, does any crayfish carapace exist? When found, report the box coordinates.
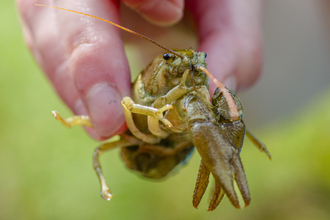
[37,4,271,211]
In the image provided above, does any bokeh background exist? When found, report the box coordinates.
[1,0,330,219]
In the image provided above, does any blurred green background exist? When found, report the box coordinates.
[1,0,330,220]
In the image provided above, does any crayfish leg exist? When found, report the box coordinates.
[192,160,210,209]
[208,182,225,211]
[51,111,93,128]
[93,135,141,200]
[246,129,272,160]
[121,97,177,144]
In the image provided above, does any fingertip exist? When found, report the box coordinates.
[122,0,184,26]
[63,2,131,139]
[74,90,127,140]
[187,0,263,93]
[200,32,237,94]
[235,47,263,92]
[202,33,263,93]
[86,83,126,138]
[69,42,130,140]
[84,124,127,141]
[74,98,103,140]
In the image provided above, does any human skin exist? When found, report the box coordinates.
[16,0,263,140]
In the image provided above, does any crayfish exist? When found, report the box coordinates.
[37,4,271,211]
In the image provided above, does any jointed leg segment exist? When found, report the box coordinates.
[121,69,201,142]
[52,111,93,128]
[122,97,174,127]
[121,97,174,144]
[93,135,142,200]
[246,129,271,159]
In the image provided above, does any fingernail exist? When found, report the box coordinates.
[86,83,125,137]
[223,76,237,91]
[74,99,102,140]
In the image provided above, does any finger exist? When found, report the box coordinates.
[56,0,131,138]
[18,0,131,139]
[17,0,102,140]
[186,0,263,93]
[121,0,184,26]
[16,0,85,124]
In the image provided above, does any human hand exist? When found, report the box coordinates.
[16,0,263,140]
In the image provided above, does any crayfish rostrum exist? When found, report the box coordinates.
[38,4,271,211]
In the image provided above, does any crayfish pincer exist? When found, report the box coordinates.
[38,4,271,211]
[188,88,254,210]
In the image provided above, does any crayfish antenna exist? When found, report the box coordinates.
[197,66,240,121]
[35,4,183,59]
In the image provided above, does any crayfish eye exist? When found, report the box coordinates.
[163,53,171,60]
[204,52,207,58]
[163,53,176,61]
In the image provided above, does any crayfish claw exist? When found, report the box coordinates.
[190,121,249,209]
[232,153,251,207]
[210,154,240,209]
[208,182,225,211]
[220,179,240,209]
[192,160,210,209]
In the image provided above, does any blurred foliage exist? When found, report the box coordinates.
[1,1,330,220]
